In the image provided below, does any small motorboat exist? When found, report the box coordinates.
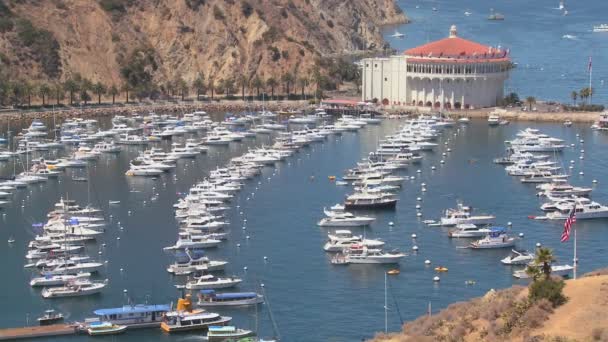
[37,309,64,325]
[86,321,127,336]
[564,120,573,127]
[387,269,400,275]
[434,266,448,272]
[501,249,535,265]
[207,325,254,341]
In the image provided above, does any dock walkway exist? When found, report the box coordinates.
[0,324,78,340]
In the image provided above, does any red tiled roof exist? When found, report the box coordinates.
[407,57,510,64]
[404,36,508,60]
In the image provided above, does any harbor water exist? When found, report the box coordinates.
[1,117,608,341]
[386,0,608,104]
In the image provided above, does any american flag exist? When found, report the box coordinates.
[561,205,576,242]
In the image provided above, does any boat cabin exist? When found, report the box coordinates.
[93,304,170,327]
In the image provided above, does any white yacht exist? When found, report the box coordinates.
[332,245,405,264]
[125,160,164,177]
[546,201,608,220]
[163,233,221,250]
[185,275,242,290]
[501,249,535,265]
[513,264,573,279]
[390,31,405,38]
[323,230,384,252]
[166,253,227,275]
[488,114,500,126]
[593,24,608,32]
[30,272,91,287]
[448,224,492,238]
[537,183,592,198]
[197,290,264,307]
[41,280,107,298]
[470,228,516,249]
[317,210,376,227]
[439,203,495,226]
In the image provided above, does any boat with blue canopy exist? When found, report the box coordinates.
[197,290,264,307]
[93,304,170,328]
[469,227,516,249]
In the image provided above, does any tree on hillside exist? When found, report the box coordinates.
[298,77,307,98]
[281,73,294,96]
[109,85,119,104]
[208,78,215,100]
[311,65,322,99]
[192,72,206,101]
[525,96,536,111]
[536,247,556,280]
[53,83,64,105]
[251,76,264,98]
[23,80,33,107]
[219,78,235,97]
[63,78,79,105]
[266,77,278,100]
[237,75,248,100]
[38,83,50,106]
[570,91,578,106]
[122,83,130,103]
[178,77,188,101]
[80,79,93,105]
[93,82,106,105]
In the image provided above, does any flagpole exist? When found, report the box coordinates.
[573,227,577,280]
[589,56,593,105]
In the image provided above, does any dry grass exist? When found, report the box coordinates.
[370,274,608,342]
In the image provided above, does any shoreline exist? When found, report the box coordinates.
[0,100,603,125]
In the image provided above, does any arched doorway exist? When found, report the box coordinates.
[425,101,432,107]
[445,102,452,109]
[454,102,462,109]
[434,101,441,108]
[382,98,389,106]
[464,104,470,109]
[418,101,424,106]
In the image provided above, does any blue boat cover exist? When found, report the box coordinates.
[94,304,170,316]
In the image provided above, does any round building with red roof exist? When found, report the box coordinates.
[361,25,512,109]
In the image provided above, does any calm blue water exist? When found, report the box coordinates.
[385,0,608,104]
[1,117,608,341]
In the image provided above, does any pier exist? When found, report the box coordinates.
[0,324,79,340]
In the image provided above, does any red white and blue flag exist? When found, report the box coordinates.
[561,205,576,242]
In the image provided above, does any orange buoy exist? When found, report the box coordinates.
[387,269,400,275]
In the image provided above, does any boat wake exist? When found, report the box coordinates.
[561,34,577,40]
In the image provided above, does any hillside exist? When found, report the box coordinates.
[0,0,407,88]
[372,272,608,342]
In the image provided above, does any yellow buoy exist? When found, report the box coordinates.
[434,267,448,272]
[328,176,336,181]
[387,269,400,275]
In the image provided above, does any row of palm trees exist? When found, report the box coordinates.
[1,68,327,108]
[570,87,594,106]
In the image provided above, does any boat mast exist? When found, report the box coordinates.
[384,272,388,334]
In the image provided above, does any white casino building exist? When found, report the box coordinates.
[361,26,512,109]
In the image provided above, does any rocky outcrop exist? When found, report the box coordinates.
[0,0,407,85]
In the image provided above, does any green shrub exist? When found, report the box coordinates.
[98,0,132,13]
[241,1,253,17]
[15,19,61,78]
[213,5,225,20]
[0,17,12,32]
[528,278,567,308]
[185,0,205,10]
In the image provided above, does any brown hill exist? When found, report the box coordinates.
[0,0,407,87]
[372,273,608,342]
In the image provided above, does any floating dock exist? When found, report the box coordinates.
[0,324,78,340]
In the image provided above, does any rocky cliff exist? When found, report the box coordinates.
[0,0,407,86]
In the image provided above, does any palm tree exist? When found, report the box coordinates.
[122,83,130,103]
[92,82,106,105]
[251,76,264,98]
[109,85,119,105]
[208,79,215,100]
[535,247,556,280]
[311,65,322,100]
[525,96,536,111]
[23,81,34,107]
[80,79,93,105]
[178,77,188,101]
[64,79,79,105]
[237,75,248,100]
[223,78,235,97]
[192,73,205,101]
[571,91,578,106]
[266,77,278,100]
[281,73,294,97]
[53,83,64,105]
[39,83,51,106]
[297,77,307,98]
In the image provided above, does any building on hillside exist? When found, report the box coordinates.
[361,25,512,109]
